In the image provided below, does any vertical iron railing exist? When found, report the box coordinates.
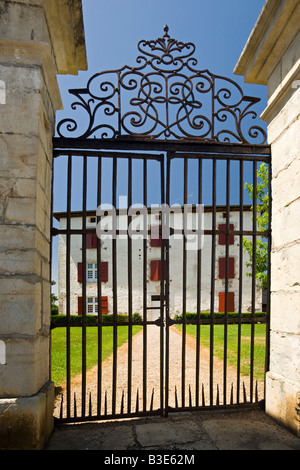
[165,150,271,413]
[51,146,271,423]
[51,149,166,422]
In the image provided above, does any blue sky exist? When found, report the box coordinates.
[57,0,267,105]
[51,0,268,291]
[54,0,268,207]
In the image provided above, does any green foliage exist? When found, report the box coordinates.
[51,312,142,327]
[243,163,269,290]
[51,304,59,315]
[173,311,266,322]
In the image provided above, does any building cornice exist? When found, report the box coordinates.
[234,0,300,85]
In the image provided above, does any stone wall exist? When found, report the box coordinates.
[235,0,300,437]
[0,0,87,449]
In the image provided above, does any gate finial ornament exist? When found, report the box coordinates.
[163,25,170,38]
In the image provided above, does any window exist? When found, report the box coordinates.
[87,297,98,314]
[87,263,97,281]
[77,261,108,283]
[78,296,108,315]
[218,224,234,245]
[218,257,235,279]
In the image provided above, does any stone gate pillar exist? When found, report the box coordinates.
[0,0,87,449]
[235,0,300,436]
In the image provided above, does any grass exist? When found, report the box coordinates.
[175,323,266,381]
[51,325,142,386]
[51,322,267,387]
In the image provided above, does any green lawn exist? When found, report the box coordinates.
[51,323,267,387]
[175,323,266,381]
[51,325,142,386]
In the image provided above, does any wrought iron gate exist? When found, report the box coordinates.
[51,27,271,423]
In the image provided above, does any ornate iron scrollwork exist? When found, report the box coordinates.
[57,26,267,144]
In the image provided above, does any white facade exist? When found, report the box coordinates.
[55,206,263,318]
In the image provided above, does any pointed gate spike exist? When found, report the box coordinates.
[120,390,124,415]
[175,386,178,408]
[59,394,63,420]
[89,392,92,416]
[243,382,247,403]
[189,384,192,407]
[216,384,220,406]
[74,392,77,418]
[230,383,234,405]
[202,384,205,407]
[150,388,154,411]
[255,380,258,403]
[135,389,139,413]
[104,391,108,416]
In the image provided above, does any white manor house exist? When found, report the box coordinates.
[54,204,264,319]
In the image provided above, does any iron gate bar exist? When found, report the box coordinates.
[223,158,230,405]
[66,153,72,419]
[53,138,271,156]
[96,154,102,416]
[250,160,257,403]
[127,157,132,414]
[237,159,244,404]
[210,158,216,406]
[160,156,166,414]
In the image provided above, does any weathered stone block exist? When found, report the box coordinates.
[0,334,50,397]
[0,2,51,45]
[271,198,300,248]
[0,381,54,450]
[270,291,300,335]
[269,330,300,383]
[271,242,300,291]
[266,371,300,438]
[0,290,42,336]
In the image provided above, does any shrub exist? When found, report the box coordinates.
[173,311,266,322]
[51,312,142,328]
[51,305,59,315]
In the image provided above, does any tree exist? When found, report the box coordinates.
[51,280,59,315]
[243,163,269,290]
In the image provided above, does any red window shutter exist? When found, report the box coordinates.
[101,296,108,315]
[219,292,235,313]
[101,262,108,282]
[150,225,162,247]
[77,262,83,282]
[228,257,235,278]
[78,296,83,315]
[150,260,166,281]
[86,233,97,248]
[218,224,234,245]
[218,257,235,279]
[150,260,160,281]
